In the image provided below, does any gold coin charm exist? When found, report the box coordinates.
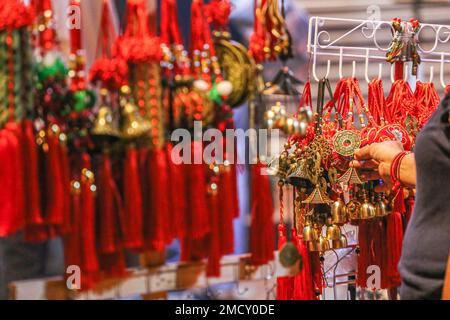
[279,242,302,268]
[332,130,361,157]
[213,32,254,108]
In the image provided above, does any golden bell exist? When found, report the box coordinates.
[346,200,361,221]
[297,106,314,123]
[331,198,347,225]
[264,102,287,130]
[308,236,330,252]
[326,223,342,241]
[264,109,276,129]
[285,117,307,137]
[121,102,151,139]
[302,224,320,242]
[358,199,376,220]
[331,234,348,249]
[375,197,388,217]
[91,105,121,139]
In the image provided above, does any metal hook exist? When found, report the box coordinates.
[429,65,434,83]
[377,64,383,80]
[391,64,409,83]
[338,48,344,79]
[364,49,383,83]
[440,53,447,88]
[390,63,395,83]
[338,48,356,79]
[312,59,331,82]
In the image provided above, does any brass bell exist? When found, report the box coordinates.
[285,117,307,137]
[359,199,376,220]
[331,234,348,249]
[121,101,151,139]
[308,235,330,252]
[326,220,342,241]
[264,109,276,129]
[302,223,320,242]
[331,198,347,225]
[91,105,121,140]
[375,194,388,217]
[346,200,361,221]
[264,102,287,130]
[297,106,314,123]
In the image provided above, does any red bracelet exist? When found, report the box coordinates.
[390,151,410,190]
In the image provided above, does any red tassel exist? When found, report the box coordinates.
[21,120,43,226]
[405,195,415,226]
[380,218,390,289]
[385,211,403,288]
[276,224,293,300]
[0,124,25,236]
[97,153,120,254]
[44,129,65,226]
[64,181,82,271]
[98,250,127,278]
[79,153,100,288]
[185,141,210,239]
[249,161,274,265]
[96,153,127,278]
[370,220,383,278]
[392,187,406,214]
[309,252,323,299]
[292,232,314,300]
[122,146,144,250]
[144,148,170,251]
[230,163,239,218]
[357,221,370,287]
[206,191,221,277]
[218,164,236,255]
[57,142,72,235]
[166,143,186,239]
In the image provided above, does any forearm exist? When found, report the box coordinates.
[399,153,416,188]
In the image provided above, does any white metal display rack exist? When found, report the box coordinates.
[307,16,450,87]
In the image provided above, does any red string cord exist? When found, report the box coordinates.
[414,81,440,128]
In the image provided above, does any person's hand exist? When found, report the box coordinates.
[350,141,404,189]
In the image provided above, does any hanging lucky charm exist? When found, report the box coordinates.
[386,18,421,76]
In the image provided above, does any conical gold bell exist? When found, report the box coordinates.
[375,195,388,217]
[91,105,121,139]
[285,117,307,137]
[121,102,151,139]
[331,234,348,249]
[297,106,314,124]
[308,235,330,252]
[326,218,342,241]
[303,224,320,242]
[346,199,361,221]
[331,198,347,225]
[359,199,376,220]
